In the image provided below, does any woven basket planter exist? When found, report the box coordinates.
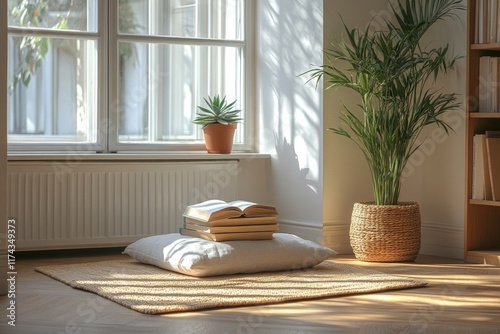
[350,202,421,262]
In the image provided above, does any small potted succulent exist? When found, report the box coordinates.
[193,94,242,154]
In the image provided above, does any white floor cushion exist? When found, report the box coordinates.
[123,232,337,277]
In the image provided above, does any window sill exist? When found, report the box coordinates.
[8,152,271,162]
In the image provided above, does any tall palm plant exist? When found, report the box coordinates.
[306,0,465,205]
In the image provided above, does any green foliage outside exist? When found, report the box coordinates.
[8,0,141,93]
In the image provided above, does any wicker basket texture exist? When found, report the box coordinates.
[350,202,421,262]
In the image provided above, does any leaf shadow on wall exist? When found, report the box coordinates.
[272,135,321,225]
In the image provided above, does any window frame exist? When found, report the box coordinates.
[6,0,108,153]
[7,0,255,154]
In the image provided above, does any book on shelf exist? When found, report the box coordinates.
[491,57,499,113]
[476,0,500,44]
[476,0,481,43]
[183,199,278,223]
[486,137,500,201]
[478,56,500,113]
[481,0,489,43]
[473,131,500,201]
[472,134,493,200]
[183,216,278,227]
[473,134,486,200]
[479,56,489,112]
[485,0,490,43]
[183,221,279,234]
[482,135,494,200]
[179,228,274,242]
[492,0,499,43]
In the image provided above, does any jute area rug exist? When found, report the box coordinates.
[35,259,427,315]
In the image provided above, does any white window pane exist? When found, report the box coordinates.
[7,0,249,152]
[117,42,243,144]
[8,37,98,144]
[8,0,98,32]
[118,0,243,40]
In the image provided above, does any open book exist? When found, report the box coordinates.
[183,199,278,223]
[183,216,277,227]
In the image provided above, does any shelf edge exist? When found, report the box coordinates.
[469,199,500,207]
[469,112,500,119]
[466,250,500,266]
[471,43,500,50]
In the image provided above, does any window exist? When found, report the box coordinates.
[7,0,249,152]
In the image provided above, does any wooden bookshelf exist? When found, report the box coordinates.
[469,199,500,206]
[471,43,500,50]
[465,0,500,266]
[469,112,500,118]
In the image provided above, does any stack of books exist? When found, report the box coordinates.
[475,0,500,44]
[478,56,500,113]
[180,199,279,241]
[472,131,500,201]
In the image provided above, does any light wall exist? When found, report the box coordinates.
[257,0,324,243]
[414,1,467,259]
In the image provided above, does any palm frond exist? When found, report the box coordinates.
[303,0,464,205]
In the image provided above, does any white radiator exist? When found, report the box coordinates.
[8,160,238,250]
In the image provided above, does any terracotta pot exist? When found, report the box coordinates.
[350,202,421,262]
[202,123,237,154]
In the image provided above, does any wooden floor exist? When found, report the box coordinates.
[1,249,499,334]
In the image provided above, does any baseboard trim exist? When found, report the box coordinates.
[277,219,323,245]
[420,222,464,260]
[322,221,351,254]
